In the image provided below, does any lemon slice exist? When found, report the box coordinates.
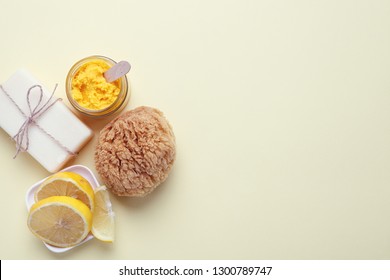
[27,196,92,248]
[92,186,115,242]
[34,172,95,211]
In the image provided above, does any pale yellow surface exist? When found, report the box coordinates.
[0,0,390,260]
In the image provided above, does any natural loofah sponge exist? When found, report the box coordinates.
[95,106,176,196]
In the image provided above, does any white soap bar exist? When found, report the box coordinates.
[0,69,93,173]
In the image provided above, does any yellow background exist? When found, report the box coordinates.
[1,0,390,259]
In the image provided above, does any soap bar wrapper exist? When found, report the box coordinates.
[0,69,93,173]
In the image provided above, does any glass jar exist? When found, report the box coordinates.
[66,55,129,118]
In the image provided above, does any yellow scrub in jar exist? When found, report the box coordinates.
[66,56,129,118]
[71,60,120,110]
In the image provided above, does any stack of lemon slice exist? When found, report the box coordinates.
[27,172,115,248]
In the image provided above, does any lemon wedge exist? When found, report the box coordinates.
[34,172,95,211]
[92,186,115,242]
[27,196,92,248]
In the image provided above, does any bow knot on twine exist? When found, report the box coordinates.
[0,84,76,158]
